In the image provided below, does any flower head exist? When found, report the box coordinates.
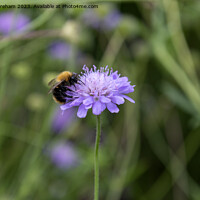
[82,9,121,31]
[49,142,78,169]
[61,65,135,118]
[102,10,122,30]
[48,41,72,60]
[0,12,30,35]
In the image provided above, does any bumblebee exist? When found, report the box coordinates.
[48,71,79,104]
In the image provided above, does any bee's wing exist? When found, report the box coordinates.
[48,79,64,94]
[48,78,56,86]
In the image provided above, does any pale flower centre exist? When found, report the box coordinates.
[94,97,99,102]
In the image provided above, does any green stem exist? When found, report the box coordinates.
[94,115,101,200]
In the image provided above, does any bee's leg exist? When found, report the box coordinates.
[65,95,73,98]
[66,87,74,92]
[78,79,84,85]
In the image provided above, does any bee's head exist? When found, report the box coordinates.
[70,73,78,85]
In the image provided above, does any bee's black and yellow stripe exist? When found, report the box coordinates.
[56,71,72,82]
[52,81,72,104]
[50,71,78,104]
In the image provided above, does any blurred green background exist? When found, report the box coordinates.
[0,1,200,200]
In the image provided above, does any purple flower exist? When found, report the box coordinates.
[48,41,72,60]
[50,142,78,169]
[82,10,121,31]
[52,108,76,133]
[0,12,30,35]
[60,65,135,118]
[82,11,101,29]
[102,10,122,30]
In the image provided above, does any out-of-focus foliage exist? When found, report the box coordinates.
[0,1,200,200]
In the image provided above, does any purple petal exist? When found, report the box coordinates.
[121,95,135,103]
[77,104,88,118]
[101,103,106,112]
[118,85,134,94]
[100,96,111,103]
[124,86,135,93]
[85,104,92,109]
[92,101,102,115]
[111,96,125,105]
[70,97,84,106]
[83,96,94,105]
[118,86,129,92]
[112,71,119,79]
[107,102,119,113]
[119,77,128,82]
[60,103,72,110]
